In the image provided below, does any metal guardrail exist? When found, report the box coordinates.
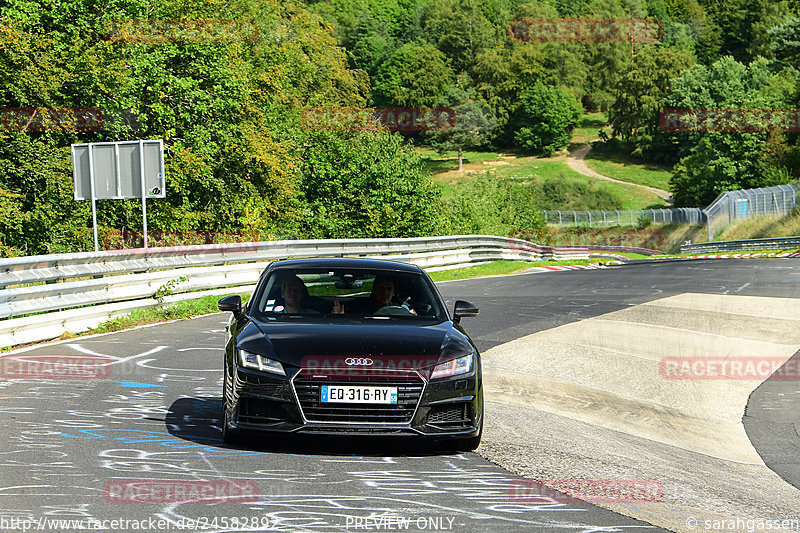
[0,235,592,347]
[0,235,571,287]
[681,236,800,254]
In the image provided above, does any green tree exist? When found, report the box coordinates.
[0,0,371,253]
[372,41,454,106]
[700,0,790,62]
[770,15,800,69]
[665,56,796,205]
[347,13,396,76]
[609,45,694,160]
[424,76,497,171]
[471,44,549,145]
[418,0,499,73]
[511,82,583,155]
[298,130,444,238]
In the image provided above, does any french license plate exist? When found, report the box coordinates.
[321,385,398,404]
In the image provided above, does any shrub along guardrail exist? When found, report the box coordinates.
[1,235,599,347]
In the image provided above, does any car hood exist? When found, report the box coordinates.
[236,318,474,370]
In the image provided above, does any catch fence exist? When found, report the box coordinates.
[703,184,800,239]
[545,183,800,239]
[544,208,704,227]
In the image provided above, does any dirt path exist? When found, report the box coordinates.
[567,143,673,202]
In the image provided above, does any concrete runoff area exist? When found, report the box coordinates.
[479,292,800,532]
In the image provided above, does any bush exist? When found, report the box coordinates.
[537,178,623,211]
[442,172,545,237]
[298,131,444,238]
[511,82,583,156]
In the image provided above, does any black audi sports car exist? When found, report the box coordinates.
[217,258,483,450]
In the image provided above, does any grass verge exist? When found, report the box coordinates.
[583,148,673,191]
[571,112,611,144]
[87,293,251,335]
[417,144,665,210]
[428,259,611,282]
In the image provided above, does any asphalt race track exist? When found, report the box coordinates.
[2,258,799,533]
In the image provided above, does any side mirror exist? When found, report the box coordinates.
[453,300,479,324]
[218,295,242,317]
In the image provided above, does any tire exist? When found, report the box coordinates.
[221,372,244,445]
[452,401,483,452]
[453,429,482,452]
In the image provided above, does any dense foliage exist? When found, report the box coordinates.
[3,0,800,255]
[315,0,800,206]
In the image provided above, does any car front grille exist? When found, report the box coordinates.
[293,371,424,424]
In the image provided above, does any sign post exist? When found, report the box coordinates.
[72,140,165,251]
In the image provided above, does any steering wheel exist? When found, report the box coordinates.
[373,305,416,317]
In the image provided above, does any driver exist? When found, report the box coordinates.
[333,275,415,315]
[277,275,319,314]
[370,275,396,313]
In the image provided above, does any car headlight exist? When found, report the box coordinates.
[239,349,285,376]
[430,353,473,380]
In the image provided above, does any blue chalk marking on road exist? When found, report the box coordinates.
[118,381,166,388]
[58,428,272,456]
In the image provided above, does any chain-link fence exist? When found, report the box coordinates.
[703,184,800,239]
[544,208,704,227]
[544,183,800,239]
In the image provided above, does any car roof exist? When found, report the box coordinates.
[268,257,424,273]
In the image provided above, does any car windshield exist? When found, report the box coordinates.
[252,268,445,321]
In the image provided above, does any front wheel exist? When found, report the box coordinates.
[221,372,244,445]
[451,402,483,452]
[453,429,482,452]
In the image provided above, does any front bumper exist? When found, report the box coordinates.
[225,365,482,438]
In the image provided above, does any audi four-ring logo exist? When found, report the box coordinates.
[345,358,373,366]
